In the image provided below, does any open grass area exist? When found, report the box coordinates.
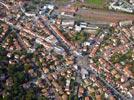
[72,0,108,9]
[55,0,69,4]
[86,0,105,5]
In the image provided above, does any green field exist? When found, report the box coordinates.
[55,0,107,9]
[86,0,104,5]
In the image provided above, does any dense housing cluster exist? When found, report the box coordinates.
[0,0,134,100]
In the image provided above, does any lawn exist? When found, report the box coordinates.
[86,0,104,5]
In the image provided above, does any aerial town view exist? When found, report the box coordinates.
[0,0,134,100]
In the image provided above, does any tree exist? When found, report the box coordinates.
[72,32,87,43]
[0,27,3,34]
[24,64,31,72]
[129,66,134,73]
[38,96,48,100]
[25,4,36,12]
[25,89,35,100]
[14,72,25,84]
[59,76,66,86]
[69,94,74,100]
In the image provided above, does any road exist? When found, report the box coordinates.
[0,1,9,10]
[15,30,27,49]
[39,16,71,54]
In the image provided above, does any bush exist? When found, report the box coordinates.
[72,32,87,42]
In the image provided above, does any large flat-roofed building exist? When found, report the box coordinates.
[109,0,134,13]
[119,20,133,27]
[61,20,75,26]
